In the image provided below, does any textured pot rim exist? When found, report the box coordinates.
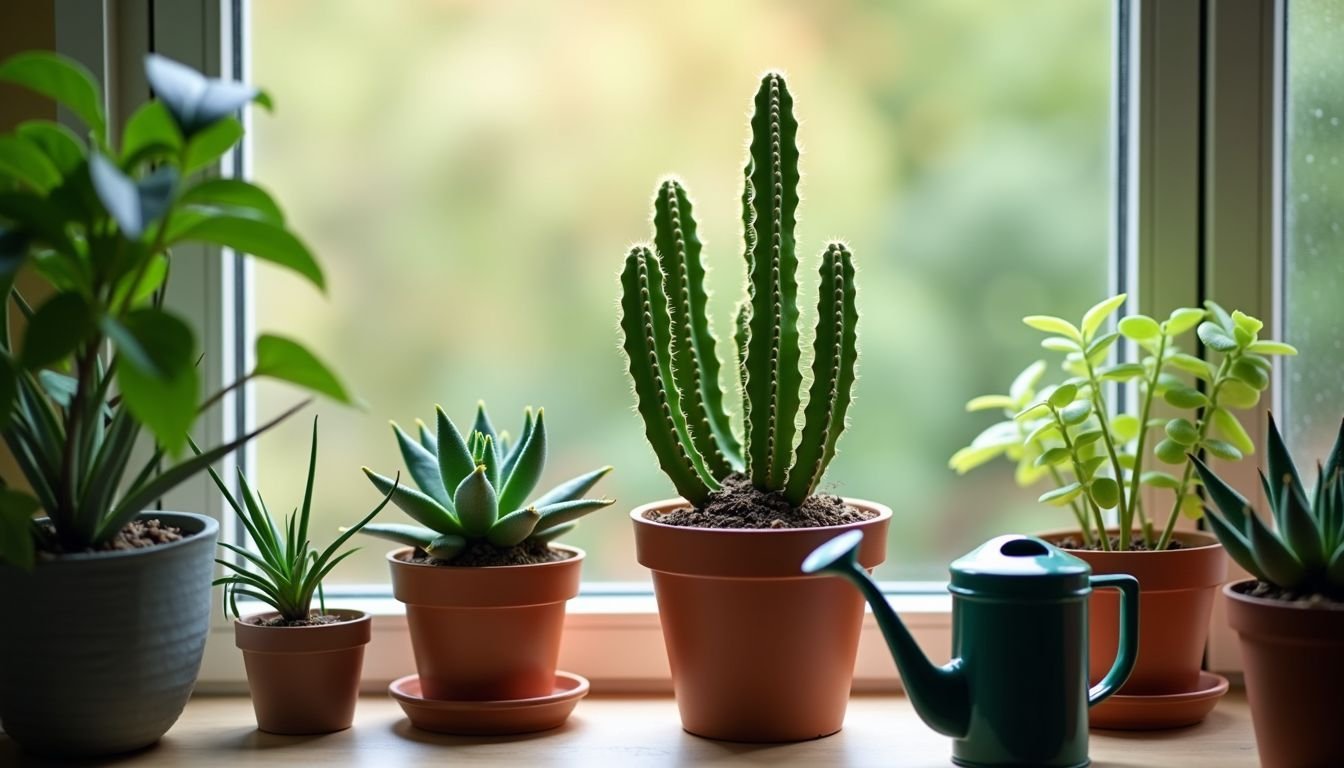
[384,543,586,570]
[629,496,893,535]
[30,511,218,565]
[1038,527,1223,553]
[1224,578,1344,612]
[234,609,372,653]
[1037,527,1226,591]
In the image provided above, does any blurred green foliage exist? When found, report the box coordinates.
[250,0,1112,580]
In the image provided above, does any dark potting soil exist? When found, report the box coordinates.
[1235,579,1344,608]
[37,518,183,558]
[1056,535,1186,552]
[647,473,875,529]
[408,539,572,567]
[251,614,350,628]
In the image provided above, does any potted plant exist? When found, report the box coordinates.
[357,402,613,707]
[952,295,1295,728]
[0,52,349,756]
[1191,415,1344,768]
[207,417,394,734]
[619,72,892,743]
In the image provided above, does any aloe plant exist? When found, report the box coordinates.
[1192,415,1344,599]
[358,402,614,562]
[620,72,858,508]
[208,417,395,622]
[952,296,1296,551]
[0,52,350,569]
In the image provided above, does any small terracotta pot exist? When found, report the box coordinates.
[1043,529,1225,697]
[387,545,583,701]
[234,609,371,734]
[1226,580,1344,768]
[632,498,892,742]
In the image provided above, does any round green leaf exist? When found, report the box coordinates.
[1049,383,1079,409]
[966,394,1016,413]
[1197,322,1238,353]
[1060,400,1092,425]
[1220,379,1261,410]
[1089,477,1120,509]
[1024,315,1082,341]
[1155,438,1186,465]
[1164,307,1205,336]
[1231,357,1269,390]
[1073,429,1105,448]
[1245,340,1298,356]
[1081,294,1127,338]
[1039,482,1085,506]
[1099,362,1145,381]
[1110,414,1141,443]
[1203,438,1244,462]
[1118,315,1161,341]
[1041,337,1081,353]
[1180,493,1205,520]
[1141,470,1182,489]
[1164,418,1200,446]
[1163,386,1209,409]
[1035,447,1072,468]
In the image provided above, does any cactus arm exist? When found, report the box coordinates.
[488,507,542,547]
[392,422,450,507]
[532,498,615,533]
[357,523,436,551]
[620,245,714,504]
[654,179,742,476]
[435,406,476,498]
[742,72,802,490]
[499,408,546,514]
[818,245,858,480]
[362,467,462,536]
[453,464,498,537]
[785,244,856,505]
[501,407,534,480]
[531,465,613,507]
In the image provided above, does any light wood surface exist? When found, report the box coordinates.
[0,692,1257,766]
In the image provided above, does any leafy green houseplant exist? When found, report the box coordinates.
[621,72,892,742]
[950,294,1295,728]
[0,51,348,756]
[365,401,612,710]
[1193,415,1344,766]
[207,416,395,735]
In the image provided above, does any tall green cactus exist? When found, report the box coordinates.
[620,72,859,508]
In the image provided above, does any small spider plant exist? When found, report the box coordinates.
[204,416,396,622]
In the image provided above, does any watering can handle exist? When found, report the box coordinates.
[1087,573,1140,707]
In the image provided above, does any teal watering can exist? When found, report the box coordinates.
[803,532,1138,768]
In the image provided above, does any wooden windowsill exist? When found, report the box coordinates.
[1,691,1257,766]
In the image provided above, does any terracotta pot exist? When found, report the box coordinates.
[1226,580,1344,768]
[1042,529,1225,697]
[234,609,371,734]
[0,512,217,757]
[387,545,583,701]
[632,498,892,742]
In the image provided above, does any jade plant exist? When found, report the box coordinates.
[951,295,1296,551]
[620,72,857,508]
[1192,415,1344,599]
[358,402,614,562]
[207,417,396,621]
[0,52,350,569]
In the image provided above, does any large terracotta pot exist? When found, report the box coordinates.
[234,609,371,734]
[1226,580,1344,768]
[0,512,217,756]
[1043,529,1225,699]
[632,498,892,742]
[387,545,583,701]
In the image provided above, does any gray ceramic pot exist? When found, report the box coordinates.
[0,512,218,756]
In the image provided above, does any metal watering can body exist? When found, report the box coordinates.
[803,533,1138,768]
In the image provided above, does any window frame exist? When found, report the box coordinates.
[50,0,1284,690]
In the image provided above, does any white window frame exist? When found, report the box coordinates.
[48,0,1285,691]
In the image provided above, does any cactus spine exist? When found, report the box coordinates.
[620,72,859,508]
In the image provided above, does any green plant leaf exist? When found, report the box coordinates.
[1099,362,1145,381]
[362,466,460,535]
[966,394,1015,413]
[117,353,197,456]
[1110,414,1141,443]
[1089,477,1120,509]
[1039,482,1084,506]
[1203,438,1243,462]
[1024,420,1060,446]
[171,215,324,290]
[1164,418,1199,446]
[357,523,435,551]
[120,101,182,166]
[1140,470,1182,489]
[1219,379,1260,410]
[1245,340,1297,356]
[1024,315,1082,342]
[487,507,542,547]
[182,117,244,174]
[1164,307,1205,336]
[179,178,283,224]
[1163,386,1208,409]
[1166,352,1215,380]
[531,498,614,533]
[0,52,106,138]
[0,135,62,193]
[531,466,613,508]
[1048,383,1079,409]
[950,443,1008,474]
[20,292,92,369]
[1034,446,1071,467]
[1246,509,1306,588]
[1210,408,1254,456]
[1197,321,1238,353]
[1008,361,1047,403]
[1085,332,1119,364]
[1155,438,1186,465]
[498,408,546,514]
[1080,294,1127,339]
[390,422,449,507]
[453,465,497,537]
[1060,400,1091,425]
[426,534,466,560]
[253,333,353,404]
[1180,493,1205,520]
[1118,315,1160,341]
[1230,358,1269,390]
[0,490,39,569]
[1041,337,1081,353]
[1073,429,1105,448]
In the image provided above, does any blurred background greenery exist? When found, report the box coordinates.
[1283,0,1344,469]
[249,0,1113,582]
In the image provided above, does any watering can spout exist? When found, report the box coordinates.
[803,531,971,739]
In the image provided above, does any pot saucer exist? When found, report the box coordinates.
[388,671,589,735]
[1089,671,1229,730]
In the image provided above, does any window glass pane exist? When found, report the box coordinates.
[1283,0,1344,466]
[249,0,1114,582]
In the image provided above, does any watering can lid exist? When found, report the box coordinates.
[948,535,1091,598]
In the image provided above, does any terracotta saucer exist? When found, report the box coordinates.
[389,671,589,735]
[1089,671,1230,730]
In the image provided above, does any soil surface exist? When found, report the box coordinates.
[1056,534,1186,552]
[1236,579,1344,608]
[648,473,875,529]
[37,518,183,558]
[408,539,572,567]
[250,614,350,628]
